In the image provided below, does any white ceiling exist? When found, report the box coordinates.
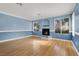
[0,3,76,21]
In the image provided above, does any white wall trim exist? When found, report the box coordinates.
[36,30,55,32]
[0,35,72,43]
[0,30,72,33]
[34,30,72,33]
[32,35,72,42]
[0,30,32,32]
[0,11,32,21]
[71,41,79,56]
[0,35,32,43]
[72,12,75,37]
[75,32,79,36]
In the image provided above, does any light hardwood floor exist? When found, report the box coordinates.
[0,36,78,56]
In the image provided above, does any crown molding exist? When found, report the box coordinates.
[0,11,32,21]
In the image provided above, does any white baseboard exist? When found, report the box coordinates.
[0,35,72,43]
[32,35,72,42]
[75,32,79,36]
[0,35,32,43]
[71,41,79,56]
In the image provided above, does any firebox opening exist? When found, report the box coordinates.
[42,29,50,36]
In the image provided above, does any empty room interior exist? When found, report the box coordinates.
[0,3,79,56]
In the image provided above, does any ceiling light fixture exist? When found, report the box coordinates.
[16,3,23,6]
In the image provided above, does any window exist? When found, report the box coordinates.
[54,18,69,34]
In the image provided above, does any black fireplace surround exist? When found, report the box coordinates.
[42,29,50,36]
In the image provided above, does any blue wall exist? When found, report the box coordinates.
[73,35,79,51]
[74,3,79,33]
[0,13,32,41]
[74,3,79,16]
[0,31,32,41]
[72,15,79,52]
[33,15,72,40]
[0,13,32,30]
[33,31,72,40]
[72,3,79,52]
[0,10,72,41]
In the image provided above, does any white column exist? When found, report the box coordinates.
[72,12,75,36]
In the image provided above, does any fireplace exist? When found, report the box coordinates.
[42,29,50,36]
